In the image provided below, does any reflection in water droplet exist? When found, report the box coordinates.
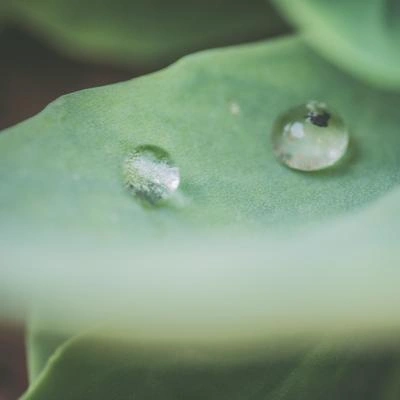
[271,101,349,171]
[123,145,180,204]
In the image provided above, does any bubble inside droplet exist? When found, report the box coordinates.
[271,101,349,171]
[123,145,180,204]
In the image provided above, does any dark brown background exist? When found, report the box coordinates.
[0,27,151,131]
[0,324,26,400]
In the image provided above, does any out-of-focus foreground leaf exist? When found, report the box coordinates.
[273,0,400,90]
[22,328,400,400]
[1,0,287,65]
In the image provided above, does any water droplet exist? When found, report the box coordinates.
[123,145,180,204]
[271,101,349,171]
[230,101,241,116]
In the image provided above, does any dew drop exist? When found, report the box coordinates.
[271,101,349,171]
[230,101,241,116]
[123,145,180,204]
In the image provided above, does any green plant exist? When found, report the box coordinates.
[1,1,400,399]
[1,0,287,65]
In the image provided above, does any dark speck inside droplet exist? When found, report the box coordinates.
[307,111,331,128]
[271,101,349,171]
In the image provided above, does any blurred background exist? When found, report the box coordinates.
[0,323,26,400]
[0,26,142,130]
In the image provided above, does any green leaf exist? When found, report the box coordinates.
[26,319,73,383]
[22,331,400,400]
[272,0,400,90]
[1,36,400,342]
[3,0,288,65]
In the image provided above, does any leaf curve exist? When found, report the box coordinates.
[272,0,400,90]
[26,320,73,383]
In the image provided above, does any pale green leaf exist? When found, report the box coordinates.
[1,36,400,342]
[273,0,400,90]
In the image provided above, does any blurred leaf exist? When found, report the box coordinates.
[26,321,72,383]
[22,331,400,400]
[1,36,400,342]
[272,0,400,90]
[3,0,288,65]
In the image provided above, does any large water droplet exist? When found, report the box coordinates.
[271,101,349,171]
[123,145,180,204]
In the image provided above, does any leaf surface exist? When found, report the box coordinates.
[1,36,400,340]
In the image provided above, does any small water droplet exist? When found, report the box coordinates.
[271,101,349,171]
[123,145,180,204]
[230,101,241,116]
